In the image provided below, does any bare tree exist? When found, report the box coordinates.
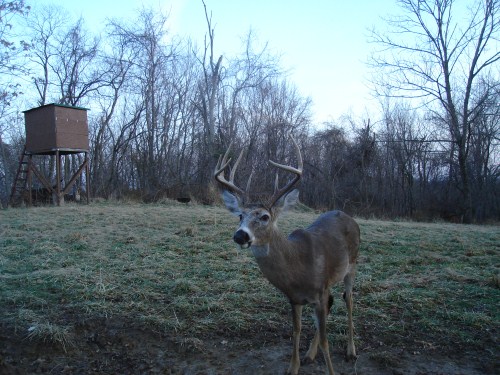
[380,104,425,216]
[468,76,500,220]
[89,21,136,198]
[195,0,223,182]
[370,0,500,222]
[0,0,29,111]
[0,0,30,206]
[106,8,187,199]
[52,17,103,106]
[25,5,67,105]
[302,125,350,209]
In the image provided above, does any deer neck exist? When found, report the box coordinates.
[251,225,290,258]
[251,226,299,286]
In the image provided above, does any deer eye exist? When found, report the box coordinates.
[261,214,270,222]
[238,214,243,222]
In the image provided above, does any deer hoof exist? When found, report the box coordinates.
[301,356,315,366]
[345,351,358,362]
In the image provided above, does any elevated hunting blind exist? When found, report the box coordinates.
[24,103,89,153]
[10,103,90,207]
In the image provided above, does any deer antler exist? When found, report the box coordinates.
[268,134,303,208]
[214,142,246,198]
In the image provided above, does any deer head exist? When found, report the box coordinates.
[214,134,303,250]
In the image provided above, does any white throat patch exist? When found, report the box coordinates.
[251,244,270,257]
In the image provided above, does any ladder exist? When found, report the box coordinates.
[9,145,30,207]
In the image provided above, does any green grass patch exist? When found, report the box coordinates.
[1,201,498,355]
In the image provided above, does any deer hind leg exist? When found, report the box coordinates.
[303,329,319,365]
[304,294,333,364]
[313,294,336,375]
[343,265,357,360]
[287,304,303,375]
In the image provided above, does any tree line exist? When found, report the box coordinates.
[0,0,498,223]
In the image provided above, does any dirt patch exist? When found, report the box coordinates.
[0,316,494,375]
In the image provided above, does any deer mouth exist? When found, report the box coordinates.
[239,241,252,249]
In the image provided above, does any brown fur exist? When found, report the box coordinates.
[227,197,360,375]
[216,135,359,375]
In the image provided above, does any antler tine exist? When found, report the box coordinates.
[214,142,246,197]
[246,168,255,195]
[268,134,303,208]
[269,134,303,174]
[229,146,244,183]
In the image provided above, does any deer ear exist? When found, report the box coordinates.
[283,189,299,209]
[275,189,299,212]
[222,190,242,216]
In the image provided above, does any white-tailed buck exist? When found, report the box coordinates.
[214,134,360,375]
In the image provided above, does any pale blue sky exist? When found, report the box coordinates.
[31,0,400,125]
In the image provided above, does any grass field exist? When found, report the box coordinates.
[0,200,498,374]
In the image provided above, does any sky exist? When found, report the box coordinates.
[31,0,400,125]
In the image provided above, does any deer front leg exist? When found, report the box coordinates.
[315,298,335,375]
[287,304,303,375]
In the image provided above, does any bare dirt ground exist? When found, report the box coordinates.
[0,315,495,375]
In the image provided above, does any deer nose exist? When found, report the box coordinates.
[233,229,250,245]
